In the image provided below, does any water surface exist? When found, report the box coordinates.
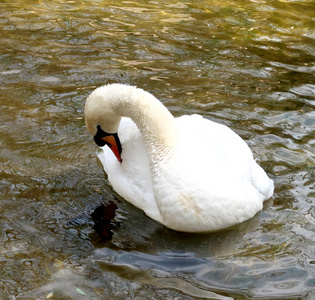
[0,0,314,299]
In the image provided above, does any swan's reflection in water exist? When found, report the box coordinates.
[91,201,119,241]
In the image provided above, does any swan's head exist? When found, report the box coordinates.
[85,85,123,162]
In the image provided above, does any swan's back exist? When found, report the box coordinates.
[151,115,273,232]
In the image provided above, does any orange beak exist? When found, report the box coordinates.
[101,135,123,163]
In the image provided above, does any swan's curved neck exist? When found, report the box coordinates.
[112,86,176,156]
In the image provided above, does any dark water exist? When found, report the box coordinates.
[0,0,314,299]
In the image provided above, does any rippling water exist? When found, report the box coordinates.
[1,0,314,299]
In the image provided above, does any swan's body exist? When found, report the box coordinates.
[85,84,273,233]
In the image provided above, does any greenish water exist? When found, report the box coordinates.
[0,0,314,299]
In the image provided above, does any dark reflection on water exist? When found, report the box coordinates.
[1,0,314,299]
[91,202,119,241]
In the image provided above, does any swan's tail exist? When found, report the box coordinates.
[251,161,274,201]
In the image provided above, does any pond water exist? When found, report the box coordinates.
[1,0,314,299]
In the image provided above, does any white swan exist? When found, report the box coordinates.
[85,84,274,233]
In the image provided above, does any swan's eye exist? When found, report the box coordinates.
[101,137,112,148]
